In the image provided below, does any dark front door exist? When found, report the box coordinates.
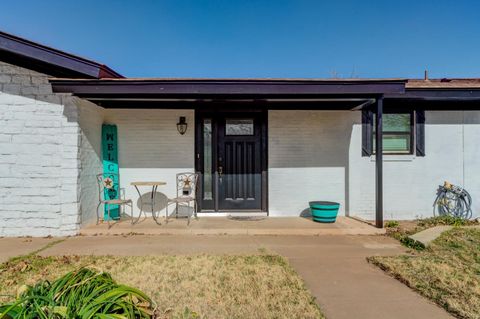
[196,110,267,212]
[218,116,262,210]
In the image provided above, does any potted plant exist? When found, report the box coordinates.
[309,201,340,223]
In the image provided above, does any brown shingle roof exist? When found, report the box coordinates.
[407,79,480,89]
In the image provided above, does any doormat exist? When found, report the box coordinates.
[227,216,266,221]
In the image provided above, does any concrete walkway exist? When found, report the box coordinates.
[409,225,480,247]
[0,237,60,263]
[81,216,385,236]
[0,234,452,319]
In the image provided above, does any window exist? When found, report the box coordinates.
[203,119,213,200]
[373,113,414,154]
[225,119,254,135]
[362,108,425,157]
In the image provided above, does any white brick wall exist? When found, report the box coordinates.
[269,109,480,220]
[103,109,194,218]
[78,98,104,226]
[268,110,356,216]
[0,61,81,236]
[350,110,480,220]
[463,111,480,220]
[2,57,480,235]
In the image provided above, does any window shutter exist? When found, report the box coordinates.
[415,110,425,156]
[362,109,373,156]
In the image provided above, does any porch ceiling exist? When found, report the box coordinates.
[49,78,406,109]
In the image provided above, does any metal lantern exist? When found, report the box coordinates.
[177,116,188,135]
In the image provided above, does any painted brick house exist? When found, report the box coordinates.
[1,30,479,236]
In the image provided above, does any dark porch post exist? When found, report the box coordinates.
[375,96,384,228]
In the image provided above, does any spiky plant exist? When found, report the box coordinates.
[0,268,155,318]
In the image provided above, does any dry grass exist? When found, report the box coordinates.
[369,228,480,319]
[385,216,479,250]
[0,253,323,319]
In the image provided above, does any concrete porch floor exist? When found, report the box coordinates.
[80,216,385,236]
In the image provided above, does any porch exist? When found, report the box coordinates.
[80,216,384,236]
[52,78,406,229]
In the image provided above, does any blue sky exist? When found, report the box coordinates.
[0,0,479,78]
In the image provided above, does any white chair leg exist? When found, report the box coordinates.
[96,202,102,225]
[107,204,111,229]
[130,203,134,225]
[165,203,169,224]
[194,200,198,219]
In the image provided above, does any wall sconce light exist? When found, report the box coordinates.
[177,116,188,135]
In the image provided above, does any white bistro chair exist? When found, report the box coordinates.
[96,173,133,228]
[165,172,199,225]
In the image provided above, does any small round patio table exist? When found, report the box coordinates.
[131,181,166,225]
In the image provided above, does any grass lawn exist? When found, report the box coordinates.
[0,253,323,319]
[384,216,479,249]
[369,227,480,319]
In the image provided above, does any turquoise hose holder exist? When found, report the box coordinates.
[309,201,340,223]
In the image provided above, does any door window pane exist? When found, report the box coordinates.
[226,119,254,135]
[203,119,213,200]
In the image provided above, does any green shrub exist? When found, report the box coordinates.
[384,220,399,228]
[399,236,425,250]
[417,215,477,228]
[0,268,155,318]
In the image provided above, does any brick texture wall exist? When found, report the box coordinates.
[103,109,194,218]
[268,110,357,216]
[2,58,479,232]
[270,109,480,220]
[0,61,83,236]
[78,99,104,226]
[349,111,480,221]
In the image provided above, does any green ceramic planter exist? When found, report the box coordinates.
[309,201,340,223]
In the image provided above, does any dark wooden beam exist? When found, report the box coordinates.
[50,79,406,97]
[375,97,384,228]
[383,98,480,111]
[90,99,372,110]
[387,89,480,100]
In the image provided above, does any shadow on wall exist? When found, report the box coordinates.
[91,108,384,219]
[300,208,312,218]
[268,111,355,169]
[77,98,105,226]
[100,109,195,218]
[104,109,194,169]
[268,110,357,217]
